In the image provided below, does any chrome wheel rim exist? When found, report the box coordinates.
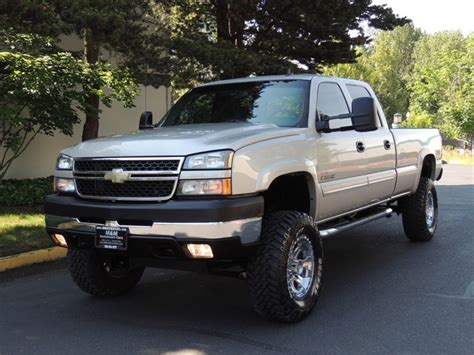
[426,191,435,229]
[287,234,315,301]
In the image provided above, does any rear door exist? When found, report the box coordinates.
[315,81,369,220]
[344,83,396,203]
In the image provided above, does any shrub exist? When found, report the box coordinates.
[0,177,53,206]
[400,111,434,129]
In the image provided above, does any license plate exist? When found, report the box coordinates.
[95,226,128,251]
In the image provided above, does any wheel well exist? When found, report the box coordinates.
[263,173,314,215]
[421,154,436,180]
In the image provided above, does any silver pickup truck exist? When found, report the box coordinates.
[45,74,443,322]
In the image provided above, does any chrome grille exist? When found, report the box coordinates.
[76,180,176,199]
[75,159,181,173]
[73,157,183,201]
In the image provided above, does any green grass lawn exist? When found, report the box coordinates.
[443,146,474,165]
[0,207,54,258]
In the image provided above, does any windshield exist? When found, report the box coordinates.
[160,80,310,128]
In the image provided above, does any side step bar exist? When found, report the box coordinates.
[319,208,393,238]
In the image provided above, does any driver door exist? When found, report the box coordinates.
[314,82,369,220]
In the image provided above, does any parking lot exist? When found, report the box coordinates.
[1,164,473,354]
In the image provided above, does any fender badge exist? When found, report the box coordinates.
[320,173,336,181]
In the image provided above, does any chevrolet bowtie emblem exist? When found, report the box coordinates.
[104,169,130,184]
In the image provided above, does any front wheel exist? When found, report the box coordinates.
[67,248,144,297]
[247,211,323,323]
[399,177,439,241]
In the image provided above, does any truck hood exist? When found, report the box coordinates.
[62,122,301,158]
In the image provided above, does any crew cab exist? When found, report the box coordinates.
[45,74,443,322]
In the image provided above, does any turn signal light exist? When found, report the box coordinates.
[178,178,231,196]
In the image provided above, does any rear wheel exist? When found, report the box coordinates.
[400,177,438,241]
[67,248,144,297]
[247,211,323,322]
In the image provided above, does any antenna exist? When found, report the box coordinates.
[144,85,147,112]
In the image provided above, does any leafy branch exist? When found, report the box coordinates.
[0,30,138,179]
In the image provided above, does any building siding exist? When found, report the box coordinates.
[2,85,170,179]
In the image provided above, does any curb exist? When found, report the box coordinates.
[0,247,67,272]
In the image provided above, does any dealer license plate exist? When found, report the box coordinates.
[95,226,129,251]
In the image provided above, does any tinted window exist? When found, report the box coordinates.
[161,80,310,127]
[346,84,371,99]
[316,83,349,119]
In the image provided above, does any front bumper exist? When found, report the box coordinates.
[44,194,263,260]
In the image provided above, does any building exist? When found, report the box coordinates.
[3,86,170,179]
[2,35,171,179]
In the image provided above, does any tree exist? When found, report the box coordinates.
[1,0,166,140]
[2,0,408,138]
[159,0,409,88]
[323,24,422,121]
[367,24,422,120]
[408,32,473,139]
[324,28,473,139]
[0,31,137,179]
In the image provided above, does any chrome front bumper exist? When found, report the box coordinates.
[45,215,262,244]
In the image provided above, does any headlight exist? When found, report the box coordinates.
[178,179,231,196]
[56,154,74,170]
[184,151,233,170]
[54,178,76,193]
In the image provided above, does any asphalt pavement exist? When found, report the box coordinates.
[1,164,473,354]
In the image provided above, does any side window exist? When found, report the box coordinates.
[346,84,371,99]
[316,82,349,119]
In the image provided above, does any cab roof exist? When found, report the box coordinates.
[197,74,367,87]
[198,74,318,87]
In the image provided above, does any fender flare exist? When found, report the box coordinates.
[413,148,437,190]
[255,160,318,217]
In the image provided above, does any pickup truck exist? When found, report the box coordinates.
[45,74,443,322]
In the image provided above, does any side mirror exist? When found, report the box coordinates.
[351,97,377,131]
[316,96,377,133]
[139,111,154,130]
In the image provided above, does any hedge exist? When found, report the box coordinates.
[0,177,54,206]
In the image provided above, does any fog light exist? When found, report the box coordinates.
[184,244,213,259]
[51,233,68,247]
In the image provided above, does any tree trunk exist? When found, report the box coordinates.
[215,0,247,78]
[82,29,100,141]
[216,0,231,43]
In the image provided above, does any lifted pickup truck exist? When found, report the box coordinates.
[45,74,443,322]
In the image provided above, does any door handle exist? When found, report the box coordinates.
[356,141,365,153]
[384,140,391,150]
